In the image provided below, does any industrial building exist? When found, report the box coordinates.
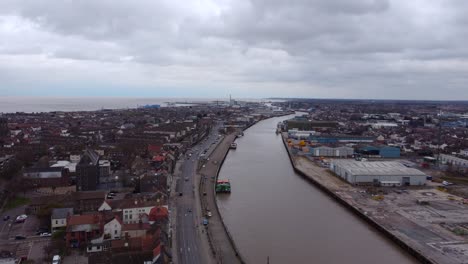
[357,145,401,158]
[330,160,427,186]
[285,117,338,131]
[307,146,354,157]
[309,135,374,144]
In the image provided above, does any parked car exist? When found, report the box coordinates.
[15,235,26,240]
[3,215,9,221]
[202,218,208,226]
[40,232,52,237]
[36,228,49,235]
[52,255,61,264]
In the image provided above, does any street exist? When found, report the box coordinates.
[175,123,222,264]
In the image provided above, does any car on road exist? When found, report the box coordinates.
[184,177,189,181]
[187,208,192,213]
[3,215,9,221]
[15,235,26,240]
[40,232,52,237]
[202,218,209,226]
[179,192,183,196]
[206,211,212,217]
[15,214,27,223]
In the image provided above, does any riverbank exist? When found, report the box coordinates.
[281,133,468,264]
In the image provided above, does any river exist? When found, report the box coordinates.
[217,113,417,264]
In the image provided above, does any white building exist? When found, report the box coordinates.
[311,146,354,157]
[330,160,427,186]
[439,154,468,168]
[103,217,122,240]
[98,200,156,224]
[51,208,73,232]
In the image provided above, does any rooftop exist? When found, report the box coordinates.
[51,208,74,219]
[332,160,426,176]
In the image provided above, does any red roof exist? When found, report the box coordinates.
[152,155,166,162]
[153,244,161,258]
[148,207,168,222]
[148,144,162,153]
[68,214,101,226]
[122,223,151,231]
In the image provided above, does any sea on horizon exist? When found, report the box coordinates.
[0,96,256,113]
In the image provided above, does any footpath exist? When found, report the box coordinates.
[197,133,244,264]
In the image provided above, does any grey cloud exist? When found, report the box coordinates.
[0,0,467,99]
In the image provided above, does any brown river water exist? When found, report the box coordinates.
[217,113,418,264]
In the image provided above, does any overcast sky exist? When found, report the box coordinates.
[1,0,468,99]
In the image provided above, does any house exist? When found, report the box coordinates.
[72,191,107,213]
[66,213,103,248]
[103,216,122,240]
[51,208,74,232]
[98,199,156,224]
[122,223,151,238]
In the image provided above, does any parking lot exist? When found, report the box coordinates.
[1,204,50,262]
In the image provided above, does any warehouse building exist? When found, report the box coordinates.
[308,146,354,157]
[309,135,374,144]
[330,160,426,186]
[356,145,401,158]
